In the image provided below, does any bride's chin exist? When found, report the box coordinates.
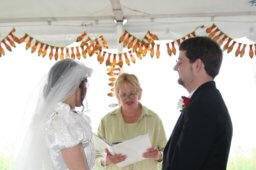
[75,102,82,107]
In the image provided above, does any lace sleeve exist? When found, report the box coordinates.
[45,103,85,151]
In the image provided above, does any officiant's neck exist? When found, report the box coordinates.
[186,76,213,94]
[121,104,142,123]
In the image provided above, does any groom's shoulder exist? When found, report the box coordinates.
[195,82,221,99]
[191,83,224,107]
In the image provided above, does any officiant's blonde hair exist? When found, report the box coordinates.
[114,73,142,99]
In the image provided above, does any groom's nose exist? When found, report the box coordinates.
[174,63,178,71]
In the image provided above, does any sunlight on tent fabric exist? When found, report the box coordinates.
[0,40,256,169]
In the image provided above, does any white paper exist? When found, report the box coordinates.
[93,133,151,167]
[92,134,111,152]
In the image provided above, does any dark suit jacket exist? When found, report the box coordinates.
[162,81,232,170]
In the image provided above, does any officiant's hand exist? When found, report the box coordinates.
[103,148,127,166]
[143,146,162,161]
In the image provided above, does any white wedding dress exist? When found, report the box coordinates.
[45,102,95,170]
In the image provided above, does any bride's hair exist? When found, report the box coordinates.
[44,59,78,98]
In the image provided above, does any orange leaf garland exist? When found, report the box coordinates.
[2,39,12,51]
[0,43,5,56]
[71,47,75,59]
[249,45,254,58]
[76,32,87,42]
[206,24,217,34]
[31,41,39,53]
[156,44,160,58]
[227,41,236,53]
[49,46,54,60]
[60,47,64,60]
[150,44,155,57]
[54,47,59,60]
[65,48,70,58]
[75,47,81,59]
[19,34,29,43]
[129,51,136,63]
[124,52,130,65]
[6,36,15,47]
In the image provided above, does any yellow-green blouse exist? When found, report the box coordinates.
[95,105,166,170]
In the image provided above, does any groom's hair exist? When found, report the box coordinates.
[179,36,223,78]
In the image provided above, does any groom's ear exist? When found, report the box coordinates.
[192,58,204,73]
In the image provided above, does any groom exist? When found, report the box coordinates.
[162,37,232,170]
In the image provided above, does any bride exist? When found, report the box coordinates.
[14,59,95,170]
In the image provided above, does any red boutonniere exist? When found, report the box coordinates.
[178,96,191,110]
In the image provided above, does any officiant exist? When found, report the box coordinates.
[95,73,166,170]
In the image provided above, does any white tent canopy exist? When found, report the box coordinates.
[0,0,256,47]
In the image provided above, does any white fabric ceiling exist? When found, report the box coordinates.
[0,0,255,47]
